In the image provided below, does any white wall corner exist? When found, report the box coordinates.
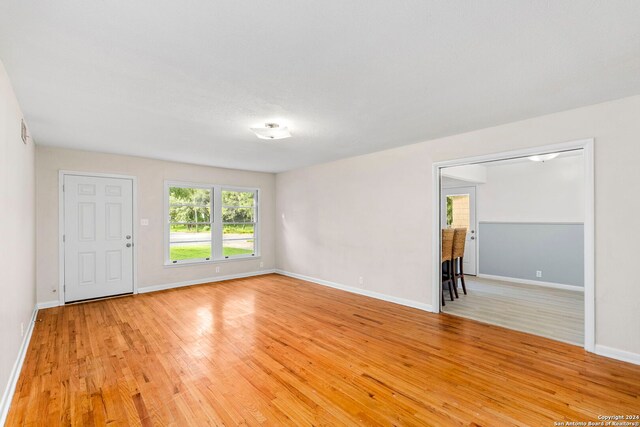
[275,270,433,313]
[0,305,38,426]
[37,300,61,309]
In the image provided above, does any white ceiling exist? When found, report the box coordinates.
[1,1,639,173]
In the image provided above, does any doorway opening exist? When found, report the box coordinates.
[442,187,476,275]
[432,140,594,351]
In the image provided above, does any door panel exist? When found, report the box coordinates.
[78,202,96,241]
[78,252,96,285]
[105,203,123,240]
[441,186,477,275]
[64,175,134,302]
[105,250,123,281]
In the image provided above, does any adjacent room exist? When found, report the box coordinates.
[1,2,640,426]
[439,150,585,345]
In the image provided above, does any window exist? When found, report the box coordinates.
[446,195,470,229]
[222,189,257,258]
[165,182,259,264]
[168,185,213,263]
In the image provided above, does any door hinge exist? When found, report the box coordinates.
[62,184,65,192]
[62,234,65,242]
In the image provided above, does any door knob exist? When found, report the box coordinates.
[126,235,131,239]
[126,243,132,248]
[470,236,475,240]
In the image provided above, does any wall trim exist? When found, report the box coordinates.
[35,270,276,307]
[275,270,433,312]
[475,274,584,292]
[0,306,38,426]
[37,300,61,309]
[478,221,584,225]
[137,269,276,294]
[595,345,640,366]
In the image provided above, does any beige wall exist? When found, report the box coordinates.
[477,154,584,223]
[36,147,276,303]
[0,62,36,415]
[276,94,640,356]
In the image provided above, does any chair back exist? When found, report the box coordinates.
[441,229,455,262]
[452,228,467,259]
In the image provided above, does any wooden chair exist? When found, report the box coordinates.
[452,228,468,296]
[441,229,455,305]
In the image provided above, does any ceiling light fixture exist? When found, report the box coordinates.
[250,123,291,140]
[528,153,559,162]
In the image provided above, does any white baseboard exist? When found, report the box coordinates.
[0,305,38,426]
[137,269,276,294]
[595,345,640,366]
[37,300,60,309]
[476,274,584,292]
[275,270,432,312]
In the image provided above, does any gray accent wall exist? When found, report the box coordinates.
[478,222,584,287]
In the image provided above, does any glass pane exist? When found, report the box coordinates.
[446,195,470,229]
[222,190,255,207]
[195,207,211,223]
[170,241,211,261]
[169,187,211,206]
[223,239,254,257]
[170,223,211,233]
[223,223,254,239]
[169,206,210,223]
[222,207,255,223]
[170,225,211,243]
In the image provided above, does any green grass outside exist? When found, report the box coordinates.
[170,224,211,233]
[170,244,253,261]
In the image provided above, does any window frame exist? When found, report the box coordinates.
[164,181,260,266]
[220,186,258,260]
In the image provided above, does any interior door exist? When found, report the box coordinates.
[64,175,134,302]
[441,186,477,275]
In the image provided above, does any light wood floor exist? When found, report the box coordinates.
[442,276,584,345]
[7,274,639,426]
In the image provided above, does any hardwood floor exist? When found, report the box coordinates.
[442,276,584,345]
[7,274,640,426]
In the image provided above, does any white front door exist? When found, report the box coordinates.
[441,186,477,275]
[64,175,134,302]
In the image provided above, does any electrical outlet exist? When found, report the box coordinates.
[140,218,149,226]
[20,322,24,337]
[536,270,542,278]
[260,261,264,268]
[215,266,220,273]
[358,276,364,285]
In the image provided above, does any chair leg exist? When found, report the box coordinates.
[459,257,467,295]
[441,261,446,306]
[451,259,459,298]
[446,261,455,301]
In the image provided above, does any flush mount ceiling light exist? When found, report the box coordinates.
[250,123,291,140]
[528,153,559,162]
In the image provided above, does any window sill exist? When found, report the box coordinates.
[163,255,261,268]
